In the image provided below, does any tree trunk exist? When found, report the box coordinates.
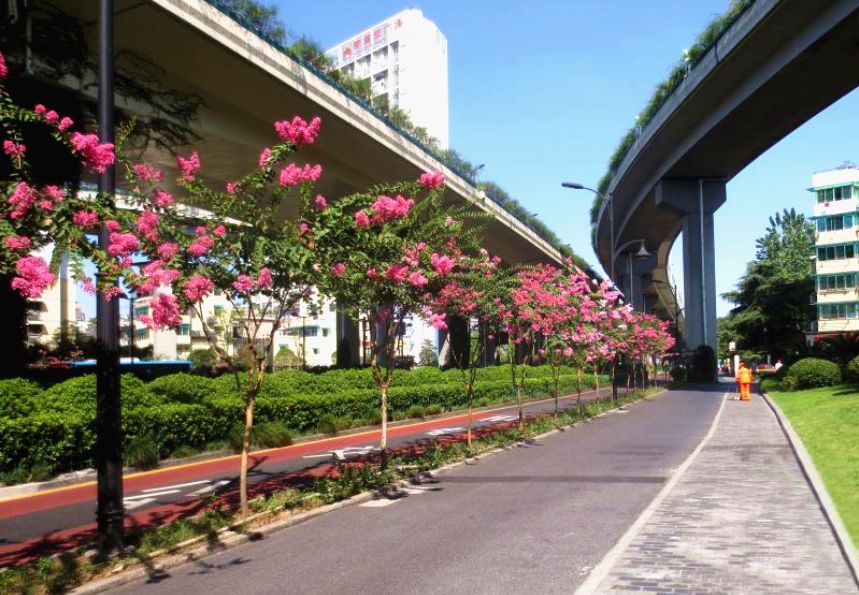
[553,367,560,415]
[239,393,255,517]
[466,385,473,448]
[380,382,388,466]
[594,364,600,401]
[576,368,583,412]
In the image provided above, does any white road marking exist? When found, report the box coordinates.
[124,497,156,511]
[143,480,211,492]
[426,426,466,436]
[125,489,181,500]
[360,498,398,507]
[483,415,517,423]
[190,480,230,496]
[303,446,380,460]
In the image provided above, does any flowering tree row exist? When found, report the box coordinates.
[0,49,674,523]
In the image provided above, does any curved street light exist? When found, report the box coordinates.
[562,182,615,281]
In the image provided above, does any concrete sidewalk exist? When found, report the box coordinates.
[584,390,858,594]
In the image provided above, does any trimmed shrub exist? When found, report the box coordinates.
[759,377,782,394]
[845,355,859,383]
[784,358,841,390]
[0,378,42,418]
[148,374,215,403]
[228,421,293,451]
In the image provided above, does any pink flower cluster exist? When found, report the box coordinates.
[177,151,201,183]
[274,116,321,146]
[187,234,215,257]
[141,292,182,330]
[232,269,272,294]
[7,182,37,219]
[136,260,180,295]
[417,171,445,190]
[69,132,115,173]
[107,231,140,258]
[183,274,214,302]
[226,181,240,195]
[314,195,328,211]
[158,242,180,261]
[4,236,31,251]
[369,194,414,225]
[0,52,7,79]
[331,262,347,277]
[153,190,174,208]
[133,163,163,184]
[11,256,55,298]
[279,163,322,186]
[3,140,25,158]
[136,211,160,242]
[258,147,272,169]
[430,252,455,276]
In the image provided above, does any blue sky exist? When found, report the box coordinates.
[273,0,859,317]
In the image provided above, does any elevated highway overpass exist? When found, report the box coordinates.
[56,0,562,269]
[594,0,859,351]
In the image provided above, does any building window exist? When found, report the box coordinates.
[179,323,191,335]
[312,348,320,355]
[134,328,149,340]
[819,302,859,319]
[817,185,855,203]
[817,243,857,261]
[817,274,857,291]
[817,214,854,232]
[322,328,330,337]
[134,306,150,317]
[214,305,224,316]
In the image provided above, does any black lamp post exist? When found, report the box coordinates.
[95,0,123,555]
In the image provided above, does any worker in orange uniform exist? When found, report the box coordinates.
[735,361,752,402]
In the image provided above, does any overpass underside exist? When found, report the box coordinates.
[599,0,859,353]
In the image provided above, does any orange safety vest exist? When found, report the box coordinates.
[737,368,752,383]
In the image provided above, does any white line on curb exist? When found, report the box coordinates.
[574,392,729,595]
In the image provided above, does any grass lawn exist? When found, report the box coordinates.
[769,384,859,547]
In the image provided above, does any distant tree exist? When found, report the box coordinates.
[273,346,301,370]
[417,339,438,367]
[721,209,815,360]
[219,0,287,44]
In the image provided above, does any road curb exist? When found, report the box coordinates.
[67,389,666,594]
[760,392,859,589]
[575,390,729,595]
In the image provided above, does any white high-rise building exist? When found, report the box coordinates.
[325,9,450,149]
[811,162,859,335]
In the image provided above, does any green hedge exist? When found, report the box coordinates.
[0,366,607,474]
[784,358,841,390]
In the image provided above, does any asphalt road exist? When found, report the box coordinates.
[0,387,618,565]
[114,386,724,594]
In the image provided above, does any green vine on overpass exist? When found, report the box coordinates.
[590,0,756,233]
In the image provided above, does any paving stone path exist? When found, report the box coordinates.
[591,391,858,594]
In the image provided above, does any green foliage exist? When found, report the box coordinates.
[0,378,42,418]
[188,348,218,373]
[845,354,859,383]
[124,436,159,470]
[228,421,293,451]
[784,358,841,390]
[0,366,608,474]
[721,209,815,361]
[147,373,215,403]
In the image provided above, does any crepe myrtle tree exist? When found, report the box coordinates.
[0,50,117,310]
[497,263,577,427]
[114,115,342,516]
[431,250,513,447]
[538,262,601,414]
[312,170,482,461]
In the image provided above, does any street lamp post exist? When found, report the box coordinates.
[562,182,615,281]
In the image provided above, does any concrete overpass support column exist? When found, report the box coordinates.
[655,180,726,353]
[617,253,657,311]
[335,304,360,368]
